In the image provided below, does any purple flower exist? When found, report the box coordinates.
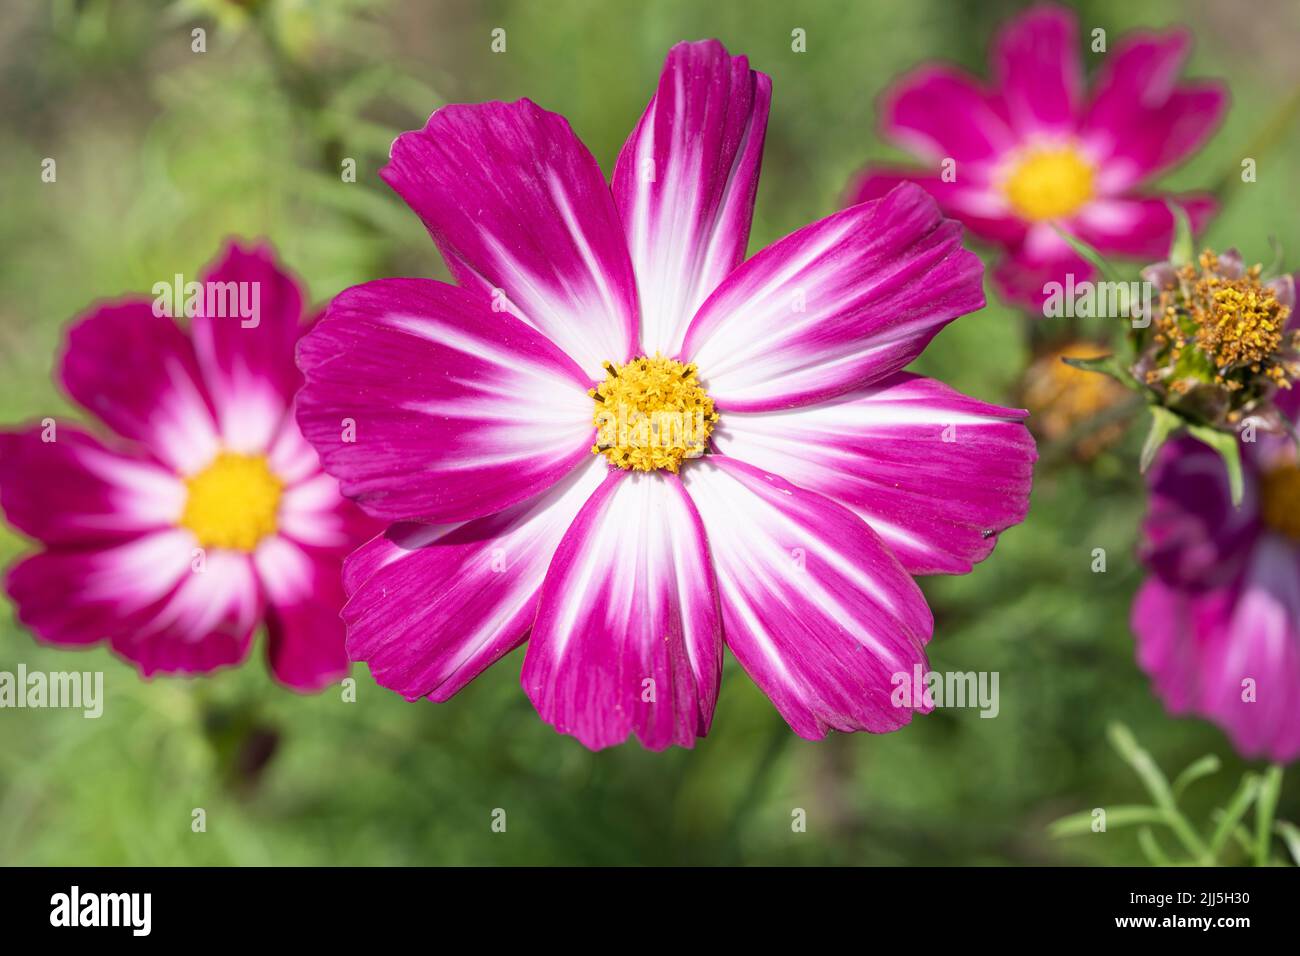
[298,41,1037,749]
[0,242,375,690]
[1135,278,1300,761]
[848,4,1227,308]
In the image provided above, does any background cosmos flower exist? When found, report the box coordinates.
[0,241,374,691]
[848,4,1227,309]
[1133,275,1300,762]
[297,40,1037,750]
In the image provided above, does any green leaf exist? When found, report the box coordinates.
[1274,820,1300,866]
[1167,201,1194,267]
[1172,753,1221,798]
[1186,423,1245,506]
[1050,805,1164,837]
[1052,225,1122,283]
[1060,353,1141,390]
[1255,765,1284,866]
[1208,773,1260,860]
[1137,827,1173,866]
[1141,406,1185,474]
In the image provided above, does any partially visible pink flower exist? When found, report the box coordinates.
[849,4,1227,308]
[1133,275,1300,760]
[0,241,374,690]
[296,40,1037,750]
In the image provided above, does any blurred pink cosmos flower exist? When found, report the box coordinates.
[1134,273,1300,760]
[0,242,373,690]
[297,40,1036,749]
[849,4,1227,308]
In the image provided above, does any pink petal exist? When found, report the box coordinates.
[990,246,1092,309]
[7,530,261,675]
[59,299,220,473]
[192,241,309,454]
[1073,194,1216,259]
[681,456,933,739]
[612,40,771,356]
[296,278,595,523]
[343,458,605,702]
[991,5,1083,135]
[381,99,639,378]
[255,535,349,692]
[712,373,1036,575]
[1083,29,1227,191]
[848,169,1027,247]
[681,183,984,411]
[522,471,722,751]
[0,424,183,545]
[879,65,1015,166]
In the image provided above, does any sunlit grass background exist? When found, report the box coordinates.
[2,0,1299,865]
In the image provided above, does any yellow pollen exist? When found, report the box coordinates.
[1020,342,1129,458]
[180,452,283,551]
[1261,463,1300,540]
[589,356,718,472]
[1189,255,1290,376]
[1003,145,1095,221]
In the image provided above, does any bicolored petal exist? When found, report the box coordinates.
[991,5,1083,135]
[1083,30,1226,191]
[59,299,219,474]
[192,241,308,454]
[381,99,639,378]
[681,183,984,411]
[1073,194,1216,260]
[0,424,183,545]
[612,39,771,356]
[848,169,1027,248]
[343,457,605,702]
[879,66,1014,166]
[522,470,722,750]
[7,529,261,675]
[712,373,1035,575]
[254,535,349,692]
[680,456,933,739]
[296,278,594,523]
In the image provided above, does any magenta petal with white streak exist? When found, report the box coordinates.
[612,40,771,357]
[713,373,1036,575]
[381,100,639,379]
[523,471,722,750]
[296,278,594,524]
[681,183,984,411]
[59,300,220,474]
[344,458,605,702]
[681,457,933,739]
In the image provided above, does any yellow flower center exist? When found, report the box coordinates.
[1020,342,1129,458]
[1003,146,1095,221]
[590,356,718,472]
[1260,463,1300,540]
[180,452,283,551]
[1188,254,1290,376]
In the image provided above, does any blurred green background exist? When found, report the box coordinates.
[2,0,1299,865]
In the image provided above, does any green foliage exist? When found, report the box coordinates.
[1,0,1299,865]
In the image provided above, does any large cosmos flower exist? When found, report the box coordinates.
[849,4,1227,308]
[0,242,373,690]
[298,40,1037,749]
[1133,274,1300,762]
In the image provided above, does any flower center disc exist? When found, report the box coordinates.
[1261,463,1300,540]
[181,452,283,551]
[590,356,718,472]
[1003,146,1094,221]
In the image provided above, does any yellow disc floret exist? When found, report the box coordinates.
[590,356,718,472]
[1261,462,1300,541]
[181,452,283,551]
[1003,145,1095,221]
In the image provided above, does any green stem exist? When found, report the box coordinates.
[1254,764,1284,867]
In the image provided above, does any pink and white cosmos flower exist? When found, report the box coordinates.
[849,4,1227,308]
[0,242,373,690]
[298,40,1037,749]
